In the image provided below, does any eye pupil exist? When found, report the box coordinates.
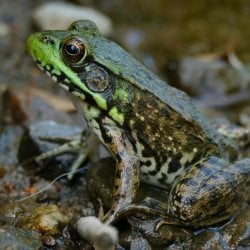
[62,38,87,64]
[66,44,79,55]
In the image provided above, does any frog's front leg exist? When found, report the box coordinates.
[100,124,140,225]
[168,156,250,227]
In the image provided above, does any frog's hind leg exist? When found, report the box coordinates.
[168,156,250,227]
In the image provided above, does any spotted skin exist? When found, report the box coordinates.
[168,156,250,226]
[27,20,250,227]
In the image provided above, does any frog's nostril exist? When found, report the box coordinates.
[42,35,55,45]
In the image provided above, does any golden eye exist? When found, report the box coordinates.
[62,38,87,64]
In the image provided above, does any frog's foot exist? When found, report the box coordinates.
[128,215,192,247]
[169,156,250,227]
[103,201,180,228]
[33,131,91,179]
[214,121,250,148]
[97,198,105,219]
[154,220,192,237]
[134,197,181,228]
[155,219,170,231]
[103,204,164,224]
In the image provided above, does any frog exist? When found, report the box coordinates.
[27,20,250,228]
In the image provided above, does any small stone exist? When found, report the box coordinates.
[32,2,112,36]
[0,226,41,250]
[20,204,69,235]
[0,166,6,178]
[41,235,56,247]
[240,106,250,129]
[0,22,10,37]
[81,201,95,216]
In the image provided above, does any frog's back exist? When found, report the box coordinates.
[87,35,228,148]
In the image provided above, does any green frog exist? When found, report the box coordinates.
[27,20,250,227]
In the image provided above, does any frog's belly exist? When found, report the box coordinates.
[134,139,197,189]
[139,150,198,189]
[139,166,184,190]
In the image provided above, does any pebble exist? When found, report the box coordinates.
[32,2,112,36]
[0,226,41,250]
[20,204,69,235]
[0,22,10,37]
[240,106,250,129]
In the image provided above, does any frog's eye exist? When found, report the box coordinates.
[62,38,87,64]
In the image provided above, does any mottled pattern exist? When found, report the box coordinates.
[169,156,250,226]
[27,21,236,190]
[27,20,250,227]
[110,79,220,188]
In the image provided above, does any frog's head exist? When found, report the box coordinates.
[27,20,130,125]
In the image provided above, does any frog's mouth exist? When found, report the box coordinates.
[36,59,86,100]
